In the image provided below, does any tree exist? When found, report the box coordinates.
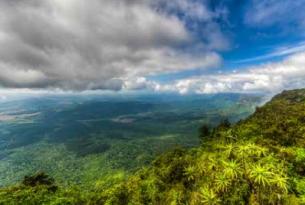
[22,172,57,192]
[199,124,211,142]
[218,119,231,130]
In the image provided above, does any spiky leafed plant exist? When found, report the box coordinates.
[234,144,253,166]
[235,143,267,160]
[271,173,288,193]
[223,143,235,158]
[200,187,221,205]
[223,160,242,180]
[204,154,219,173]
[214,174,231,193]
[168,189,184,205]
[214,143,235,158]
[184,166,197,181]
[248,164,273,187]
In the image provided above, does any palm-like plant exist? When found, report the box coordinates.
[248,164,273,187]
[252,145,267,158]
[222,143,235,158]
[184,166,197,181]
[214,174,231,193]
[206,155,219,173]
[271,173,288,193]
[234,144,253,164]
[235,143,267,159]
[200,187,221,205]
[260,153,282,166]
[223,160,242,179]
[168,189,183,205]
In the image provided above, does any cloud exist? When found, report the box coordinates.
[234,42,305,63]
[244,0,305,30]
[153,0,213,21]
[151,52,305,94]
[0,0,225,91]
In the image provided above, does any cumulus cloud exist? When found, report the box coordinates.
[151,52,305,94]
[0,0,225,91]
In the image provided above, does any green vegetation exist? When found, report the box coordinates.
[0,93,258,187]
[6,89,305,204]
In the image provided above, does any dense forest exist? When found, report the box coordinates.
[1,88,305,204]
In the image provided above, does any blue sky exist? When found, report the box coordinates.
[0,0,305,95]
[150,0,305,82]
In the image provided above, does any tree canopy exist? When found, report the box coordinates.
[1,89,305,204]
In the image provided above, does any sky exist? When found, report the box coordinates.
[0,0,305,95]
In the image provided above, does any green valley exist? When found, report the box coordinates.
[1,89,305,204]
[0,93,260,188]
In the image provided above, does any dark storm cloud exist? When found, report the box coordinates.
[0,0,225,90]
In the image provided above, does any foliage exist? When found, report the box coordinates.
[1,89,305,204]
[198,124,211,143]
[0,93,257,187]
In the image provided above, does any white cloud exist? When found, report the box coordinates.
[234,42,305,63]
[150,52,305,94]
[244,0,305,30]
[0,0,225,91]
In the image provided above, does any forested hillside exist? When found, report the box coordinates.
[1,89,305,205]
